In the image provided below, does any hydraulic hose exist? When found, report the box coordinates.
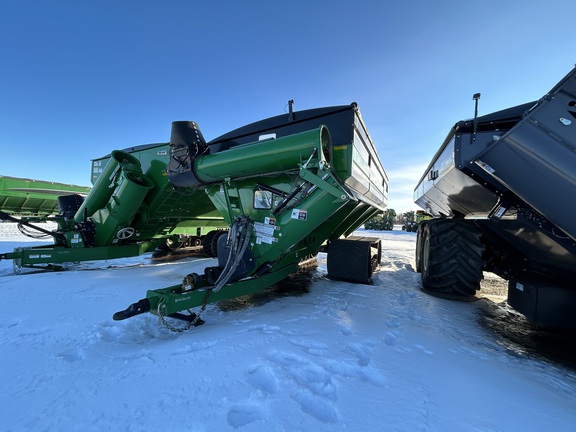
[212,216,252,292]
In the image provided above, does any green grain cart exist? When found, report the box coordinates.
[114,103,389,327]
[1,143,226,271]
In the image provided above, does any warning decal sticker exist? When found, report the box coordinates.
[254,221,279,245]
[291,209,307,221]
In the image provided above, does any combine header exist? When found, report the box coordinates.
[114,103,388,328]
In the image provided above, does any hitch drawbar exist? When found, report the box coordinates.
[113,296,206,327]
[113,299,150,320]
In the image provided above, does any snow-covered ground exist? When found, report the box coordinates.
[1,224,576,431]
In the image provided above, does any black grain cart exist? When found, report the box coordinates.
[413,66,576,328]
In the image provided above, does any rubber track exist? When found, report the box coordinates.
[327,239,372,284]
[422,219,484,296]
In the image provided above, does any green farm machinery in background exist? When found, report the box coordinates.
[365,209,396,230]
[401,210,431,232]
[0,143,227,271]
[0,176,90,216]
[114,103,389,326]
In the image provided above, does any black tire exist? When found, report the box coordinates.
[327,239,373,284]
[202,230,227,257]
[202,231,218,257]
[415,222,425,273]
[420,219,484,296]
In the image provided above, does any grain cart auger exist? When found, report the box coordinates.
[113,103,388,327]
[413,65,576,329]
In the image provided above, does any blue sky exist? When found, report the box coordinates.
[1,0,575,212]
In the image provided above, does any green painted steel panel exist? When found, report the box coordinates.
[0,176,89,216]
